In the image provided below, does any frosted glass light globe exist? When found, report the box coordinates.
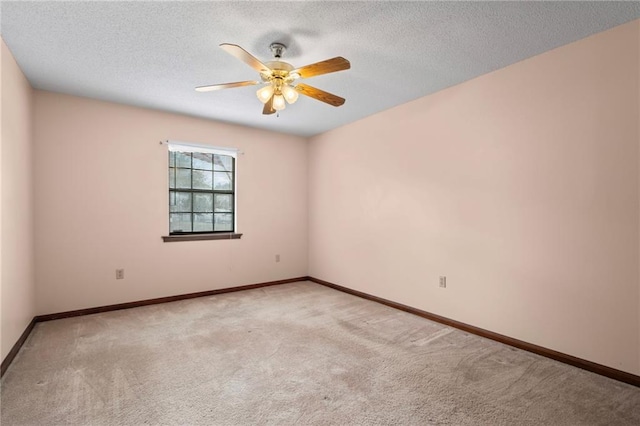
[281,84,299,104]
[256,85,274,104]
[273,94,286,111]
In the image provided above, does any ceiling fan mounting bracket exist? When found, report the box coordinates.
[270,43,286,59]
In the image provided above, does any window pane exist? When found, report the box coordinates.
[192,153,213,170]
[170,213,192,232]
[169,168,176,189]
[194,213,213,232]
[214,213,233,231]
[176,169,191,188]
[176,152,191,168]
[193,170,213,190]
[214,194,232,212]
[194,193,213,212]
[214,155,233,172]
[214,172,232,190]
[170,192,191,212]
[168,149,235,235]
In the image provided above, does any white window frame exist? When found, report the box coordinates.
[163,141,240,241]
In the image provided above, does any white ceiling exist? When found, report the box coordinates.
[2,1,638,137]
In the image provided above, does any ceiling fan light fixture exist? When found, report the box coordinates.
[281,84,299,104]
[198,42,350,115]
[256,85,274,104]
[272,94,286,111]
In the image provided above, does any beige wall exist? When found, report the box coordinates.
[3,20,639,376]
[638,20,640,374]
[1,40,36,361]
[33,92,308,314]
[308,20,640,374]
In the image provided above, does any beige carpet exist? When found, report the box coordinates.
[1,281,639,425]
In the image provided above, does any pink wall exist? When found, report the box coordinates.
[1,40,36,361]
[308,20,640,374]
[4,19,639,377]
[33,92,308,314]
[637,21,640,371]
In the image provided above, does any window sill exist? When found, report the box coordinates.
[162,233,243,242]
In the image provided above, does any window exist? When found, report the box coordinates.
[168,144,236,235]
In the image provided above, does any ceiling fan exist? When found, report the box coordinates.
[196,43,350,115]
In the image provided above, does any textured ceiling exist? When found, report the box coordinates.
[1,1,639,137]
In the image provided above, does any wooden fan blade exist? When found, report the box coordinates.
[295,83,345,107]
[220,43,271,74]
[195,80,260,92]
[262,95,276,115]
[291,57,350,79]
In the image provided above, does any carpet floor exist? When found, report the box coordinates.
[1,281,639,425]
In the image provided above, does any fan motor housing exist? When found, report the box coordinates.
[265,61,293,72]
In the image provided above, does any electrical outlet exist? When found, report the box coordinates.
[275,254,280,263]
[116,269,125,280]
[439,276,446,288]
